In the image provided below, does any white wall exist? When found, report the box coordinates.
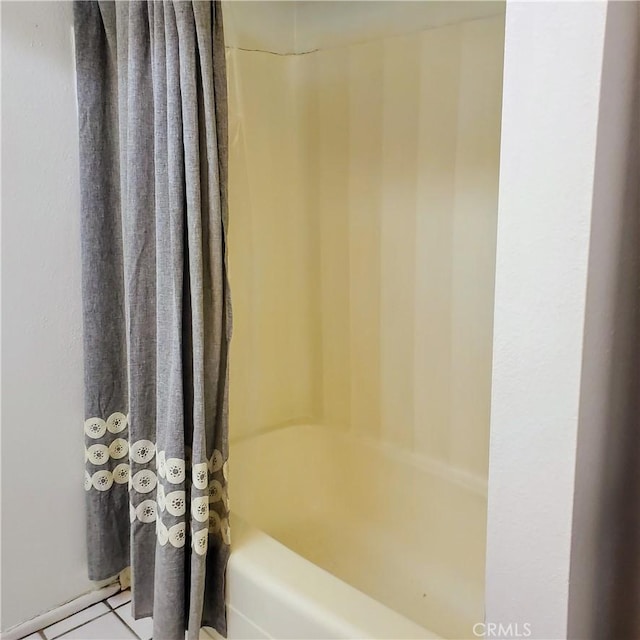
[1,1,91,631]
[568,2,640,637]
[485,1,640,638]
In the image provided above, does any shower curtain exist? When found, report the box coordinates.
[74,2,231,638]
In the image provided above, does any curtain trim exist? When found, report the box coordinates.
[84,413,231,553]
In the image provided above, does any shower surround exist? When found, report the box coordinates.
[224,3,504,638]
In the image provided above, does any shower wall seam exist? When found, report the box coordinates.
[224,46,319,57]
[224,10,506,57]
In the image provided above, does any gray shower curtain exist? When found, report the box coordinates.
[74,2,231,638]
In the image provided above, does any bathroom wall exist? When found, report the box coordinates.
[485,2,640,638]
[1,1,91,631]
[568,2,640,637]
[226,47,319,439]
[223,1,504,55]
[227,14,504,484]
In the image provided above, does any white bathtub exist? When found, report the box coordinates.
[221,424,486,639]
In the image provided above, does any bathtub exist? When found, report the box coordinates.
[221,424,486,639]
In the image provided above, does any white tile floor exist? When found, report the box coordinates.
[23,591,216,640]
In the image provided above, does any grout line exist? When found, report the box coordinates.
[4,583,121,640]
[47,609,141,640]
[111,611,142,640]
[27,595,211,640]
[112,605,145,640]
[46,610,112,640]
[104,588,131,612]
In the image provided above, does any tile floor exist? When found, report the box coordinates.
[21,590,216,640]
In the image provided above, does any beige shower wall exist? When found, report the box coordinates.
[227,49,320,437]
[227,15,504,481]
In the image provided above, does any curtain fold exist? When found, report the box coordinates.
[74,3,231,638]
